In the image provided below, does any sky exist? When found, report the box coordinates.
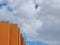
[0,0,60,45]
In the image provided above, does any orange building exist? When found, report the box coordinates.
[0,21,26,45]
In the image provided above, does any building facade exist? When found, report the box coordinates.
[0,21,26,45]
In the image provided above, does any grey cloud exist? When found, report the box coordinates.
[35,0,60,45]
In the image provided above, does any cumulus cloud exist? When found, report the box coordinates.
[0,0,60,45]
[18,0,60,45]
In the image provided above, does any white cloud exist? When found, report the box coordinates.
[0,0,60,45]
[18,0,60,45]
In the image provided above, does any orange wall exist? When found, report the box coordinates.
[21,35,26,45]
[21,35,23,45]
[10,24,18,45]
[0,22,10,45]
[18,28,21,45]
[0,22,26,45]
[22,37,26,45]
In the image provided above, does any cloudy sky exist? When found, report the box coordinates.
[0,0,60,45]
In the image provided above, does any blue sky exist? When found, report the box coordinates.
[26,41,48,45]
[22,33,48,45]
[0,0,60,45]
